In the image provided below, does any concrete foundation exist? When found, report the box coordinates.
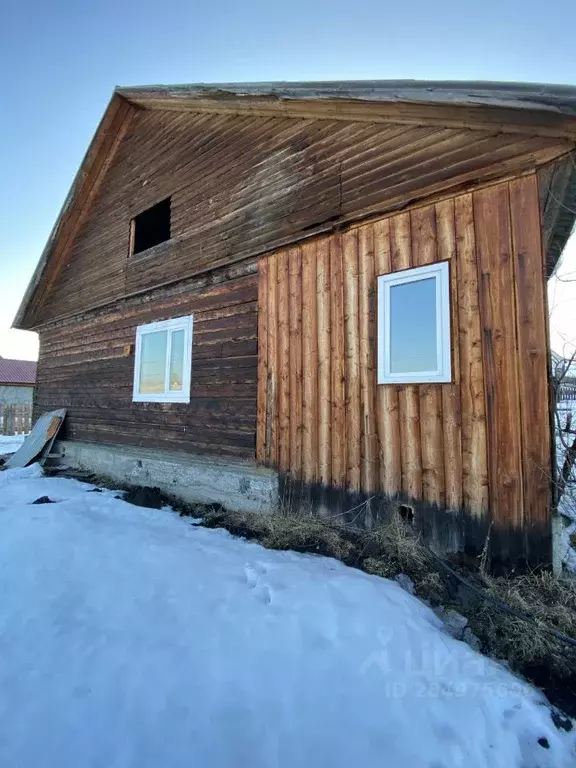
[54,440,279,514]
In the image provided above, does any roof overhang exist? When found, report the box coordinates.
[13,79,576,330]
[116,80,576,137]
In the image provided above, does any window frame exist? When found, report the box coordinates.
[377,261,452,385]
[132,315,193,403]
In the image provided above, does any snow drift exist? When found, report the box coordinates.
[0,464,573,767]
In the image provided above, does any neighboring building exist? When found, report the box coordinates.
[0,357,36,406]
[551,350,576,401]
[12,80,576,567]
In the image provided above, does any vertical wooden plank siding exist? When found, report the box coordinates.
[391,213,423,500]
[256,176,550,548]
[265,254,279,466]
[358,225,378,493]
[455,194,489,515]
[474,183,524,530]
[277,250,291,472]
[374,218,402,496]
[436,199,463,511]
[509,175,551,534]
[288,247,303,477]
[317,240,332,485]
[256,259,268,463]
[411,205,445,507]
[330,235,347,487]
[301,242,318,483]
[343,230,362,491]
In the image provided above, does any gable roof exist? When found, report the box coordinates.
[13,79,576,330]
[0,358,37,386]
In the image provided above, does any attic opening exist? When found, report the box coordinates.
[130,198,171,255]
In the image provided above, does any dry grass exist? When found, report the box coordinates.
[201,507,359,563]
[470,571,576,676]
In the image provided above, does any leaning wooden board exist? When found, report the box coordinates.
[5,409,67,469]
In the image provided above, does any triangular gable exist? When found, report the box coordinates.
[14,80,576,329]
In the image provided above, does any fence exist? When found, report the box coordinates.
[0,403,33,436]
[558,380,576,402]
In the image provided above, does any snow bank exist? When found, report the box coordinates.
[0,465,574,767]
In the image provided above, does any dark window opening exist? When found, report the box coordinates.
[131,198,171,255]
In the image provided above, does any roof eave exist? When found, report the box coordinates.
[116,79,576,115]
[116,79,576,139]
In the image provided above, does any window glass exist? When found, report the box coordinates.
[133,315,193,403]
[139,330,168,394]
[169,329,185,391]
[377,261,451,385]
[389,277,437,373]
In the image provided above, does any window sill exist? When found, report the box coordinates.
[133,393,190,404]
[130,238,174,261]
[377,374,452,385]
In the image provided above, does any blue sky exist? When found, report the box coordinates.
[1,0,576,359]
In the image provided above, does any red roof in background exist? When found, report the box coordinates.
[0,358,37,385]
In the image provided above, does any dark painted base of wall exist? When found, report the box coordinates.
[278,474,552,572]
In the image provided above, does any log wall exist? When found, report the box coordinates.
[29,109,571,328]
[257,175,551,557]
[34,262,258,457]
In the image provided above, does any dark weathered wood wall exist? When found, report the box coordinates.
[34,263,258,457]
[29,109,571,328]
[257,175,550,540]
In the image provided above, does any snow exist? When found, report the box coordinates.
[0,465,574,768]
[0,433,26,455]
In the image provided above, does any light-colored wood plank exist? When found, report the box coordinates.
[343,229,361,491]
[277,249,291,472]
[301,241,318,483]
[389,211,412,274]
[436,198,463,510]
[256,258,268,463]
[358,223,379,492]
[374,217,402,496]
[317,237,332,485]
[411,205,444,506]
[509,174,551,534]
[390,212,422,499]
[455,194,488,515]
[330,234,347,487]
[474,183,523,529]
[288,246,303,477]
[265,254,279,467]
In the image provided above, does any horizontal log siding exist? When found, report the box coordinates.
[32,110,570,327]
[34,264,258,458]
[257,177,550,537]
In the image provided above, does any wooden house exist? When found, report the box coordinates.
[0,358,36,407]
[13,80,576,567]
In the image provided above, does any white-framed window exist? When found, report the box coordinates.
[132,315,193,403]
[377,262,451,384]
